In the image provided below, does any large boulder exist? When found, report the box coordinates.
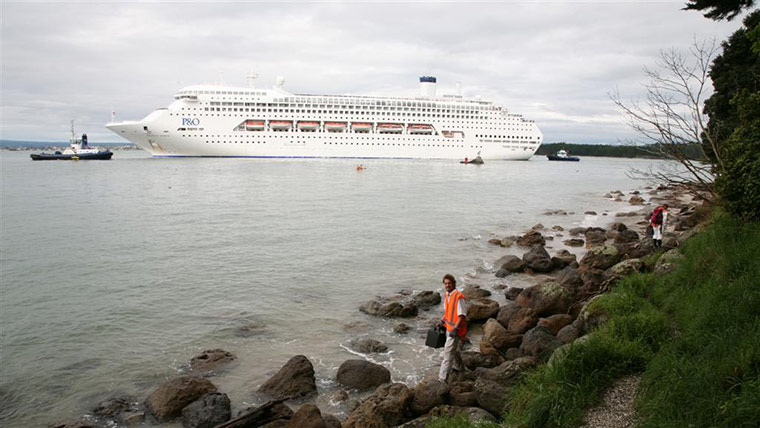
[466,298,500,322]
[495,255,526,273]
[564,238,585,247]
[613,229,640,244]
[146,375,217,422]
[522,245,554,273]
[337,360,391,391]
[472,357,536,387]
[351,338,389,354]
[258,355,317,400]
[190,349,236,374]
[343,383,413,428]
[498,304,539,334]
[504,287,523,301]
[474,378,510,416]
[286,404,327,428]
[578,295,610,333]
[555,267,583,293]
[461,285,491,300]
[181,392,231,428]
[481,319,523,353]
[569,227,587,236]
[654,249,685,275]
[519,326,564,361]
[538,314,573,335]
[516,281,573,316]
[517,230,546,247]
[580,245,621,271]
[360,298,418,318]
[234,401,294,428]
[606,259,643,280]
[410,380,450,416]
[461,351,503,370]
[584,228,607,246]
[449,381,478,407]
[556,323,581,343]
[412,291,441,310]
[577,267,609,297]
[551,249,577,270]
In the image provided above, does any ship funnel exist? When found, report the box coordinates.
[455,81,462,97]
[276,76,285,88]
[419,76,436,98]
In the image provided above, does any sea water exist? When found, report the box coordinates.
[0,151,660,426]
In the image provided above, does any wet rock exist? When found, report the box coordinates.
[488,238,502,246]
[584,211,597,215]
[410,380,450,416]
[323,414,342,428]
[449,381,478,407]
[360,298,418,318]
[495,255,526,273]
[538,314,573,335]
[472,356,537,387]
[337,360,390,391]
[351,338,388,354]
[551,249,577,270]
[516,281,573,317]
[500,237,514,247]
[466,298,500,322]
[461,351,503,370]
[556,324,581,344]
[462,285,491,299]
[146,375,217,422]
[614,229,640,244]
[343,383,413,428]
[258,355,317,400]
[580,245,621,271]
[569,227,587,236]
[190,349,236,374]
[531,223,545,230]
[555,266,583,292]
[520,326,563,361]
[181,392,231,428]
[504,287,522,300]
[501,304,539,334]
[482,319,523,352]
[474,378,510,416]
[629,195,645,205]
[610,222,628,232]
[517,230,546,247]
[564,238,585,247]
[286,404,327,428]
[412,291,441,310]
[577,267,609,296]
[552,225,565,231]
[522,244,554,273]
[544,209,568,215]
[393,323,411,334]
[235,321,267,338]
[584,228,608,246]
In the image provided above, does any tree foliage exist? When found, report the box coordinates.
[684,0,756,21]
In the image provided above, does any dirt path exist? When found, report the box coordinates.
[580,374,642,428]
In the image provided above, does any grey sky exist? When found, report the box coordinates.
[0,1,746,144]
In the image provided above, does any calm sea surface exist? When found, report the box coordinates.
[1,150,660,427]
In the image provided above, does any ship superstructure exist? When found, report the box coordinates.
[106,76,543,160]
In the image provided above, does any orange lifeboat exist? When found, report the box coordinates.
[352,122,372,133]
[297,121,319,131]
[325,122,347,132]
[377,123,403,134]
[269,120,293,131]
[245,120,265,131]
[408,124,434,134]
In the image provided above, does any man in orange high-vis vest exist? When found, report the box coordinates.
[438,273,467,382]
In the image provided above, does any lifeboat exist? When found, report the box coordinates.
[297,121,319,131]
[269,120,293,131]
[245,120,265,131]
[352,122,372,133]
[408,124,434,134]
[325,122,347,132]
[377,123,403,134]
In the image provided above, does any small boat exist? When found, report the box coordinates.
[547,150,580,161]
[31,121,113,161]
[377,123,403,134]
[356,164,366,171]
[460,155,484,164]
[325,122,347,132]
[245,120,265,131]
[297,121,319,131]
[408,124,434,134]
[269,120,293,131]
[352,122,372,133]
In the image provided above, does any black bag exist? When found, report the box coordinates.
[425,326,447,348]
[646,224,654,237]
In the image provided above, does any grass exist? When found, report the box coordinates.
[427,213,760,428]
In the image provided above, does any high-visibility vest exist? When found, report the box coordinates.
[443,289,467,337]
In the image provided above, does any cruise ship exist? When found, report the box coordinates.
[106,76,543,160]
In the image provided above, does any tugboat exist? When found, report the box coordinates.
[31,121,113,160]
[547,149,579,162]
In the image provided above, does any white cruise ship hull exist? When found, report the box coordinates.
[107,77,543,160]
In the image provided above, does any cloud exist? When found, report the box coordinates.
[0,2,743,143]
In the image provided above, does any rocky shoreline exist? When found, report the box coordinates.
[52,184,705,428]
